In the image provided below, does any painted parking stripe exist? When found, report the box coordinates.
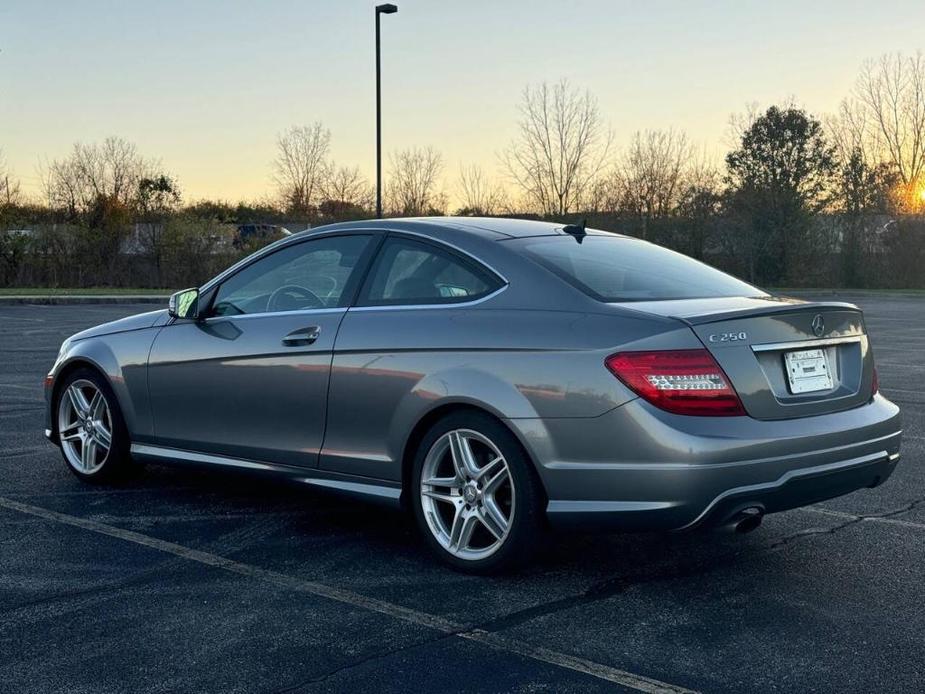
[804,506,925,531]
[4,487,201,498]
[0,495,697,694]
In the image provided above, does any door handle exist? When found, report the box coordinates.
[282,326,321,346]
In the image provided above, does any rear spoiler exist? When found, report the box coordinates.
[673,301,862,326]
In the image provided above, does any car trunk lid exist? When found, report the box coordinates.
[613,296,875,420]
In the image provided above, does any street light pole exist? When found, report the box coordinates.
[375,3,398,219]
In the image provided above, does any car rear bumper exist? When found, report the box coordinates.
[506,394,902,531]
[544,450,898,531]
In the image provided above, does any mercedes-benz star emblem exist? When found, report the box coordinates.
[811,314,825,337]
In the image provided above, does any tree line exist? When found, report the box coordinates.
[2,52,924,289]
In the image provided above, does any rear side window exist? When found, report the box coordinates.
[514,236,764,302]
[360,237,501,306]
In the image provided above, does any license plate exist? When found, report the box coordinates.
[784,348,833,394]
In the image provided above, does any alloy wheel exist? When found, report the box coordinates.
[57,379,113,475]
[419,428,515,561]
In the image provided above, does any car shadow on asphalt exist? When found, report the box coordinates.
[75,460,762,584]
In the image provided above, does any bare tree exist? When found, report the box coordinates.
[827,101,900,214]
[503,80,611,216]
[42,137,152,215]
[456,164,505,215]
[272,123,331,216]
[827,99,870,164]
[826,101,902,285]
[684,147,722,194]
[725,102,765,149]
[589,130,695,238]
[0,149,22,205]
[320,164,373,210]
[677,150,723,260]
[614,129,693,236]
[853,52,925,208]
[385,146,445,216]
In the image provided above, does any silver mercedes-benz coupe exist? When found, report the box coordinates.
[44,217,902,572]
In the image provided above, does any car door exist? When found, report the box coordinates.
[321,234,505,479]
[146,232,378,468]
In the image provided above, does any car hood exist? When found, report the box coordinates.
[70,309,170,341]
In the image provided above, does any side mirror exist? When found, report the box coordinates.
[168,287,200,320]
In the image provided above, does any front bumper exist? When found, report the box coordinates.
[507,394,902,531]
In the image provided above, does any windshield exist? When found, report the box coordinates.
[513,235,765,302]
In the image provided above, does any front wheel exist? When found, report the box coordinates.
[55,368,137,482]
[411,412,545,573]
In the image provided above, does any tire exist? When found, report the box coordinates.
[410,411,545,573]
[54,367,138,483]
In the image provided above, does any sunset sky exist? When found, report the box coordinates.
[3,0,925,205]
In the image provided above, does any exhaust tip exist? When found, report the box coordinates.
[719,506,764,534]
[735,510,763,534]
[733,507,764,534]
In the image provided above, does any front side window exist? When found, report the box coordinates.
[211,234,373,316]
[512,235,765,302]
[360,237,501,306]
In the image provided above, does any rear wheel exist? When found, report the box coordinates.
[411,411,545,573]
[55,368,136,482]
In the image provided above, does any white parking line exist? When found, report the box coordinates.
[0,382,40,391]
[803,507,925,531]
[875,362,925,370]
[0,495,696,694]
[3,487,200,497]
[871,517,925,531]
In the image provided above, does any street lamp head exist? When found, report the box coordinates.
[376,3,398,14]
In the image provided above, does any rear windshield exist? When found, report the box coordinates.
[513,235,764,302]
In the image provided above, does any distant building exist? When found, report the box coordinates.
[234,223,301,248]
[2,228,36,239]
[120,223,235,256]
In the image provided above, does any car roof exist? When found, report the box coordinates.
[200,216,633,313]
[300,216,627,241]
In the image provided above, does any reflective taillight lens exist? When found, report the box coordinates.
[605,349,746,416]
[872,367,879,396]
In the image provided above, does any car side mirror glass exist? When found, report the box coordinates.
[168,288,200,320]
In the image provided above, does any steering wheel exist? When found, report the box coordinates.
[314,274,338,301]
[267,284,324,312]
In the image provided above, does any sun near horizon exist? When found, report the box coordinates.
[3,0,925,206]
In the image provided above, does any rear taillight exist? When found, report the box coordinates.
[872,367,879,395]
[605,349,746,416]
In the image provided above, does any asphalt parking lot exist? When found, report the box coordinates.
[1,295,923,693]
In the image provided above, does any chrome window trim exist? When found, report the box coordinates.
[348,283,508,312]
[194,224,511,316]
[199,306,347,325]
[750,335,863,353]
[199,225,510,294]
